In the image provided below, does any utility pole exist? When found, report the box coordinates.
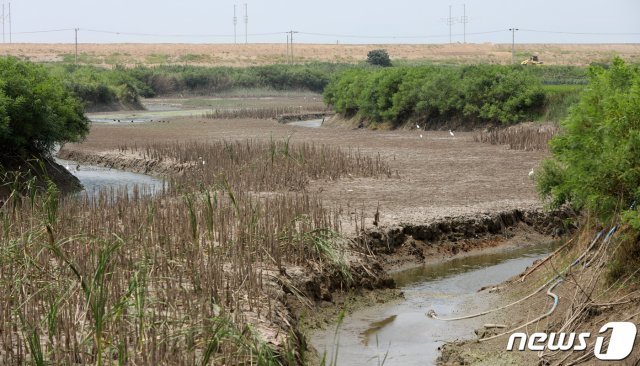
[289,31,298,63]
[286,33,290,63]
[233,5,237,44]
[509,28,519,64]
[448,5,452,44]
[0,2,9,44]
[7,2,10,44]
[243,3,248,44]
[75,28,79,65]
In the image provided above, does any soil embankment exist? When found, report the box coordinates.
[0,154,82,199]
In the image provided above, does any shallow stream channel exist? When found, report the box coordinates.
[310,242,556,365]
[55,158,164,197]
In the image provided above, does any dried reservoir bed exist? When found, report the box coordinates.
[50,110,570,364]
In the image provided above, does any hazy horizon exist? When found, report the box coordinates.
[1,0,639,44]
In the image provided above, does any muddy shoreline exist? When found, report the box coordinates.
[57,145,576,364]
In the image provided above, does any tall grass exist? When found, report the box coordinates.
[538,84,584,122]
[473,123,560,151]
[0,139,391,364]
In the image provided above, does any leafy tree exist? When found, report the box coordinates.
[537,57,640,228]
[366,49,392,67]
[0,57,89,155]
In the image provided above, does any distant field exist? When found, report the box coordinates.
[1,43,639,66]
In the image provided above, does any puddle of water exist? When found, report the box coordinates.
[55,158,165,198]
[87,108,216,124]
[311,243,555,366]
[286,119,323,128]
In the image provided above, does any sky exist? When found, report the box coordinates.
[2,0,639,44]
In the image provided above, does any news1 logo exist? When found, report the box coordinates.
[506,322,637,361]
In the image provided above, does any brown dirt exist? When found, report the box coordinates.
[60,115,548,228]
[2,43,639,66]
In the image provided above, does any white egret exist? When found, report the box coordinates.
[528,168,534,178]
[420,134,423,138]
[449,130,455,137]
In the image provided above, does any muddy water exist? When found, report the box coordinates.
[55,158,164,197]
[311,243,555,366]
[286,119,323,128]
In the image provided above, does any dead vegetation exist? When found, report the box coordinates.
[473,123,559,151]
[0,139,392,365]
[201,106,331,120]
[2,43,639,67]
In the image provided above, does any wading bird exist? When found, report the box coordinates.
[449,129,455,137]
[528,168,534,178]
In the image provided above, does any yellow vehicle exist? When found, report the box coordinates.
[521,55,543,65]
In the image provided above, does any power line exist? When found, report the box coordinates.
[296,29,505,39]
[11,28,75,34]
[5,26,639,42]
[79,28,284,38]
[519,29,640,36]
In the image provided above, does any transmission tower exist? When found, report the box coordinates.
[460,4,469,43]
[1,2,11,44]
[243,3,248,44]
[233,5,237,44]
[442,5,455,44]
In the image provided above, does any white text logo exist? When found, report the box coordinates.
[506,322,637,361]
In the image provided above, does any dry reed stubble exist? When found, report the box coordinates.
[0,139,392,365]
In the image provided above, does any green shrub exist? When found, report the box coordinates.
[366,49,392,67]
[324,64,545,125]
[537,57,640,228]
[0,57,89,155]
